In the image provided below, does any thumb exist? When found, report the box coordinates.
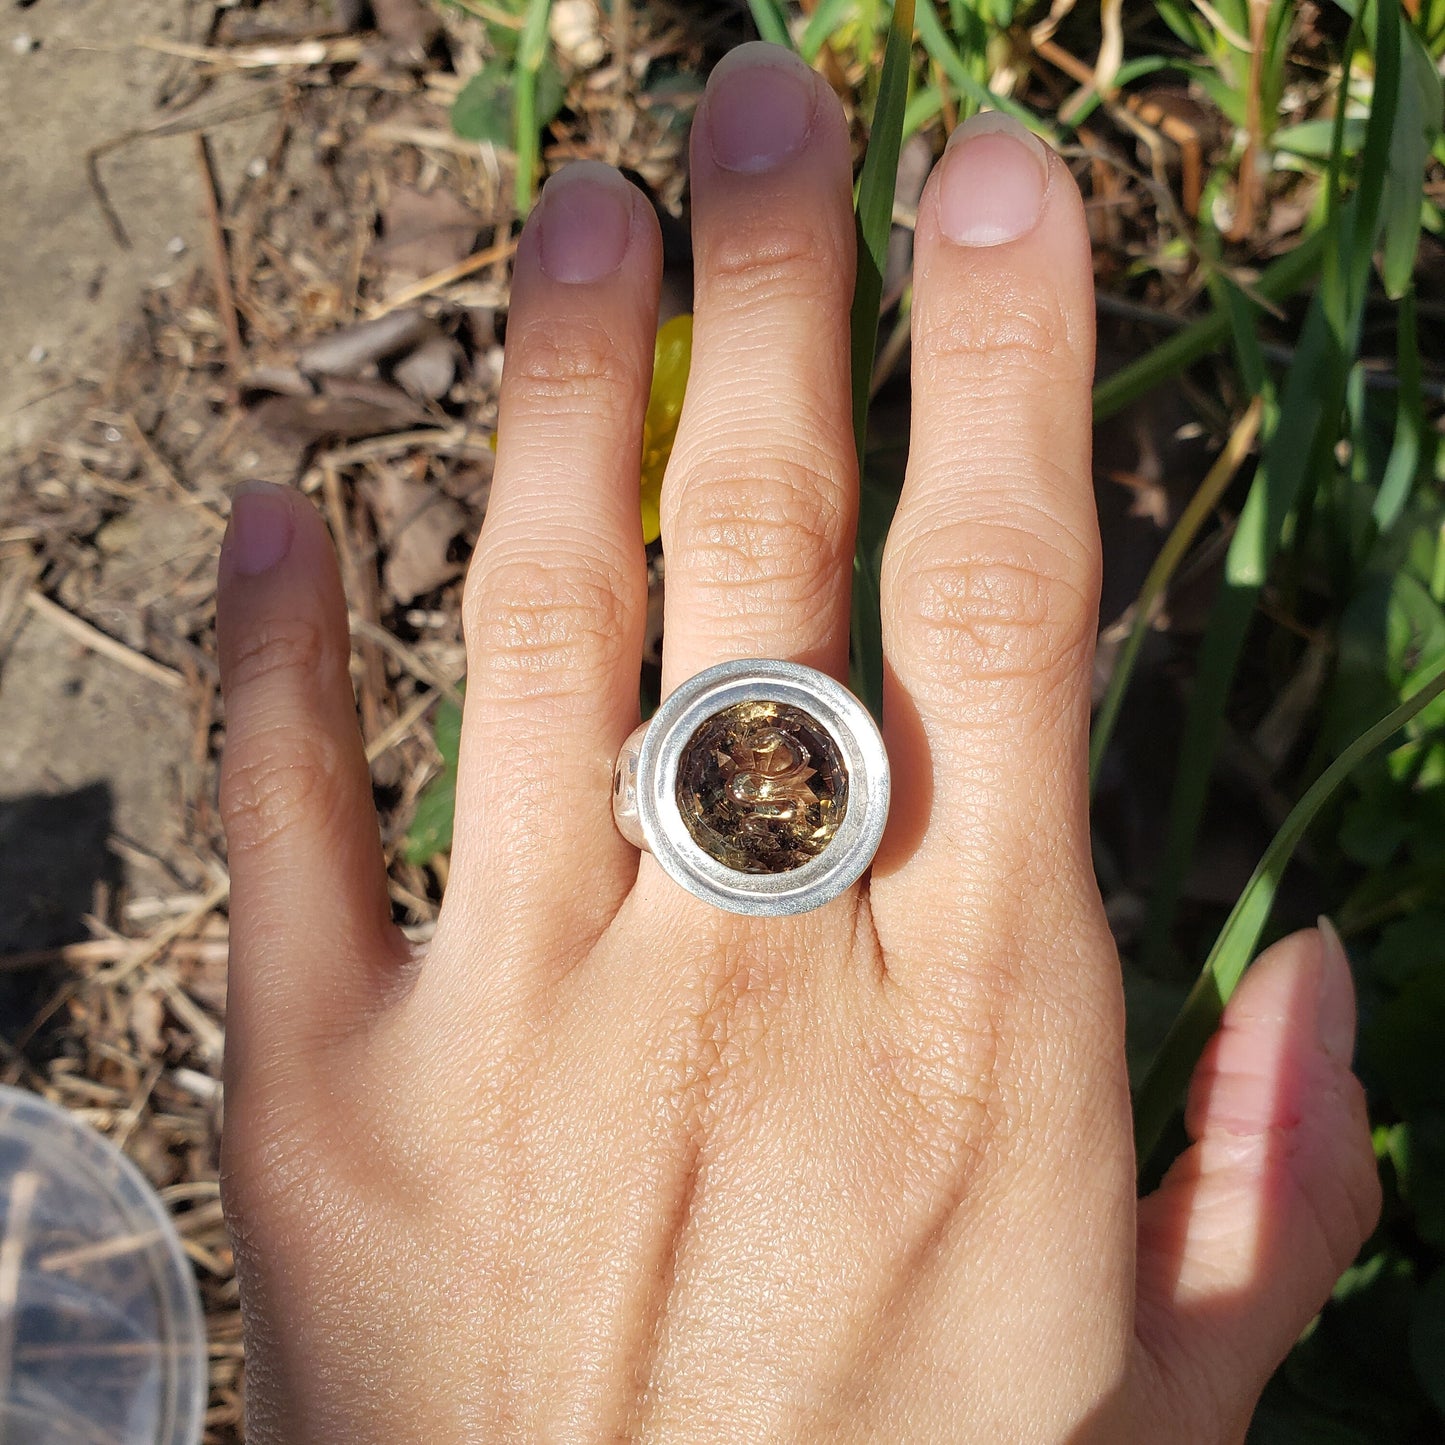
[1132,924,1382,1443]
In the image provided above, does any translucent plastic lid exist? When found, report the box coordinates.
[0,1085,207,1445]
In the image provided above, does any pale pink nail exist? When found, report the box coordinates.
[228,482,294,577]
[538,162,634,284]
[938,111,1050,247]
[705,42,816,174]
[1316,916,1358,1064]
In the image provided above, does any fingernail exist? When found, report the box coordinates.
[227,482,294,577]
[705,42,816,174]
[538,162,634,284]
[1316,916,1358,1064]
[938,111,1050,247]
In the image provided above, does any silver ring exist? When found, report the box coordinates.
[613,660,890,916]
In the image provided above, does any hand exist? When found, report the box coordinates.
[215,43,1379,1443]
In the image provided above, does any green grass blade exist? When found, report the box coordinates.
[800,0,857,62]
[1380,20,1443,297]
[903,85,945,139]
[914,0,1049,135]
[1091,232,1325,422]
[1374,284,1424,532]
[850,0,915,461]
[747,0,796,49]
[1137,298,1347,969]
[1089,400,1262,794]
[1133,654,1445,1172]
[1140,0,1406,969]
[848,0,915,718]
[512,0,554,212]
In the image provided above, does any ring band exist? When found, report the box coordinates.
[613,660,890,916]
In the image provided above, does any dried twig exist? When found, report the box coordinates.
[0,937,228,975]
[195,134,246,395]
[96,877,232,987]
[136,35,367,68]
[366,683,455,764]
[368,237,520,317]
[23,591,185,691]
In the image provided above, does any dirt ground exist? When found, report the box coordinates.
[1,0,269,453]
[1,0,277,921]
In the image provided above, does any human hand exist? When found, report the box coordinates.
[216,43,1379,1443]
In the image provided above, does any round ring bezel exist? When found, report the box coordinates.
[635,660,890,916]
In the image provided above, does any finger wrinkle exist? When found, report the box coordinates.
[696,218,851,308]
[499,420,643,474]
[915,282,1086,374]
[505,315,650,401]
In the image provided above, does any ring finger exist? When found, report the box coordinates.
[660,43,859,692]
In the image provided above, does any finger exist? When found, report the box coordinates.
[217,483,405,1061]
[872,113,1099,980]
[1133,925,1382,1443]
[445,162,662,960]
[660,42,857,691]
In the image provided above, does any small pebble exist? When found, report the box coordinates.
[167,236,187,256]
[11,34,38,56]
[245,156,267,179]
[27,344,47,365]
[550,0,605,69]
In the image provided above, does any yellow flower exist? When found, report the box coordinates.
[639,313,693,545]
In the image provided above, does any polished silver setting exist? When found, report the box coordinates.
[612,659,890,916]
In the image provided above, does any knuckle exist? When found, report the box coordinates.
[224,615,336,696]
[503,316,646,413]
[666,458,848,604]
[887,516,1097,695]
[221,716,348,855]
[916,287,1080,385]
[702,219,842,306]
[463,553,632,695]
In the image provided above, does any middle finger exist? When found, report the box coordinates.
[660,43,858,692]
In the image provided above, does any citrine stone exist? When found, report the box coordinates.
[676,700,848,874]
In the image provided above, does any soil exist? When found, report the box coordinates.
[1,0,270,454]
[1,0,277,942]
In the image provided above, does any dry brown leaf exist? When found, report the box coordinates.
[248,380,429,447]
[298,309,438,379]
[393,335,458,400]
[371,0,441,59]
[364,467,468,604]
[373,187,483,291]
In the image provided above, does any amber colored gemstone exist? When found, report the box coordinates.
[675,700,848,874]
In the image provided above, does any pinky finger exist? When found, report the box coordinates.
[1131,925,1382,1442]
[217,483,406,1074]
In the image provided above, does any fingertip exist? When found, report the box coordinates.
[218,484,348,690]
[223,481,296,578]
[936,112,1051,248]
[1182,927,1363,1143]
[524,161,663,289]
[692,41,847,179]
[914,113,1092,350]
